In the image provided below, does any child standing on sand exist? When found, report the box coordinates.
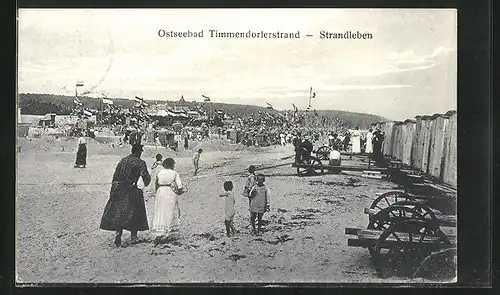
[219,181,236,237]
[151,154,163,170]
[193,148,203,176]
[242,165,256,206]
[249,173,270,235]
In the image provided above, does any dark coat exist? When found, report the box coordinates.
[100,154,151,231]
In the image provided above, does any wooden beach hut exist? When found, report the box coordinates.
[442,110,457,186]
[427,114,450,179]
[402,119,416,166]
[421,116,433,173]
[381,122,395,156]
[391,121,404,160]
[412,116,424,169]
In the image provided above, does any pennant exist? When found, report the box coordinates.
[83,109,93,117]
[202,94,211,102]
[76,81,84,87]
[312,92,316,98]
[266,103,273,109]
[73,97,82,105]
[102,98,113,105]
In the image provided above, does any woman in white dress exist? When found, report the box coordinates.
[365,128,374,154]
[151,158,185,244]
[351,127,361,154]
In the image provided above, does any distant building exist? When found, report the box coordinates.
[166,101,192,112]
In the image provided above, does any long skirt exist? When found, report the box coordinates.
[100,184,149,232]
[75,144,87,166]
[352,137,361,154]
[365,139,373,154]
[151,187,180,237]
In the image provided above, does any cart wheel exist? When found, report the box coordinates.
[412,247,457,280]
[368,205,439,231]
[296,160,308,176]
[369,191,415,211]
[296,157,324,176]
[372,219,451,276]
[315,146,332,160]
[367,205,439,255]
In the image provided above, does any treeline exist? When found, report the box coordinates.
[18,93,387,128]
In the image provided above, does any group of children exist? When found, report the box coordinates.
[148,153,270,238]
[219,165,271,237]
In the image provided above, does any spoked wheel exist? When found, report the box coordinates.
[367,205,439,255]
[296,156,324,176]
[315,146,332,160]
[368,205,439,231]
[372,219,451,277]
[412,247,457,281]
[369,191,415,211]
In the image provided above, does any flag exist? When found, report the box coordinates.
[266,103,273,109]
[102,98,113,105]
[73,97,82,105]
[312,92,316,98]
[76,81,84,87]
[202,94,210,102]
[83,109,93,117]
[134,96,148,107]
[292,103,299,116]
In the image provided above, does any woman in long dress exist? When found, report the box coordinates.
[365,128,374,154]
[74,135,87,168]
[351,127,361,154]
[151,157,185,244]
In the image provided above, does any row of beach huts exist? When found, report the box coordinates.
[378,110,457,187]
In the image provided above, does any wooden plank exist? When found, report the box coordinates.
[348,236,456,250]
[363,170,381,174]
[361,174,384,179]
[357,229,457,244]
[363,208,456,226]
[345,227,362,235]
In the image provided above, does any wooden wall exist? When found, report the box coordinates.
[442,112,458,186]
[375,110,457,187]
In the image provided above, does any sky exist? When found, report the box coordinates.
[18,9,457,120]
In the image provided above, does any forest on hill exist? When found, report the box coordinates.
[18,93,387,128]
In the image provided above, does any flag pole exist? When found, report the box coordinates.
[308,87,312,108]
[100,97,103,124]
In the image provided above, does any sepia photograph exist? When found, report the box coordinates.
[16,8,457,284]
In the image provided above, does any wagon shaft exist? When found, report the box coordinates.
[346,228,456,250]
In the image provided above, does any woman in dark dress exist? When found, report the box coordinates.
[74,135,87,168]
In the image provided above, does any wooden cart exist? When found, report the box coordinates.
[345,189,457,279]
